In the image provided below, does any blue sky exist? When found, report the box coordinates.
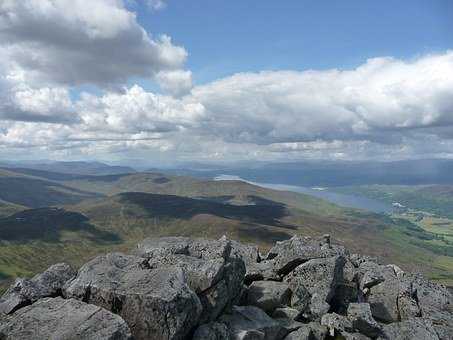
[0,0,452,163]
[136,0,453,84]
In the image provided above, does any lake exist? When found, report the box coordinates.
[214,175,394,213]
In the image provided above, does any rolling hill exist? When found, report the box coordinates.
[1,167,453,293]
[0,170,101,208]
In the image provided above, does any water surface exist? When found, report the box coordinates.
[214,175,393,213]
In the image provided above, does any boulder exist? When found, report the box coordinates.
[246,281,292,313]
[285,255,346,319]
[137,237,246,323]
[272,307,305,332]
[266,235,347,276]
[425,310,453,340]
[347,303,382,338]
[244,260,280,284]
[283,322,327,340]
[378,318,439,340]
[320,313,353,337]
[342,333,371,340]
[0,297,132,340]
[193,322,230,340]
[0,263,76,314]
[64,252,202,340]
[220,305,287,340]
[360,264,401,322]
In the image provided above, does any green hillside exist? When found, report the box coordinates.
[1,169,453,293]
[0,170,101,208]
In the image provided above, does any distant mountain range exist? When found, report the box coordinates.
[161,159,453,186]
[0,161,135,176]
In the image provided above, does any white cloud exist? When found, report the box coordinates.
[0,0,187,86]
[0,1,453,168]
[156,70,193,97]
[191,51,453,145]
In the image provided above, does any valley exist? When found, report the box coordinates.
[0,164,453,294]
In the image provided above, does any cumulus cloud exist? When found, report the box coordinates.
[156,70,193,97]
[0,0,187,86]
[191,51,453,145]
[0,0,452,168]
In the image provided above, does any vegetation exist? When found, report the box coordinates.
[335,184,453,219]
[1,168,453,293]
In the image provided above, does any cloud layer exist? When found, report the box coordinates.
[0,0,452,163]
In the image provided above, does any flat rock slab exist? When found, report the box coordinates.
[0,297,132,340]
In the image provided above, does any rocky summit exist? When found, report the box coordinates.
[0,235,452,340]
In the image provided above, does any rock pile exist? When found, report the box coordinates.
[1,235,452,339]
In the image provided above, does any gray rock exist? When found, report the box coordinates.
[320,313,353,337]
[272,307,305,332]
[361,265,401,322]
[266,235,347,276]
[244,261,281,284]
[342,332,371,340]
[138,237,246,323]
[193,322,230,340]
[225,237,261,267]
[347,303,382,338]
[426,310,453,340]
[220,305,287,340]
[283,322,327,340]
[285,255,346,319]
[135,236,192,258]
[0,297,132,340]
[409,273,452,316]
[64,252,202,340]
[246,281,292,313]
[0,263,76,314]
[378,318,439,340]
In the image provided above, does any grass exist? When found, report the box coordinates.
[1,169,453,291]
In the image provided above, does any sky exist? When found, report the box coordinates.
[0,0,452,165]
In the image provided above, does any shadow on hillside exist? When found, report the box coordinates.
[237,224,292,244]
[118,192,296,229]
[0,208,120,243]
[0,177,101,208]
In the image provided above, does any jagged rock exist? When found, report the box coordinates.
[342,332,371,340]
[193,322,230,340]
[0,236,451,340]
[246,281,292,313]
[244,260,280,284]
[360,264,401,322]
[226,237,261,267]
[347,303,382,338]
[408,273,452,316]
[0,263,75,314]
[220,305,287,340]
[135,236,192,257]
[64,252,202,340]
[426,310,453,340]
[272,307,305,332]
[321,313,353,336]
[283,322,328,340]
[266,235,347,276]
[377,318,440,340]
[136,236,246,323]
[0,297,132,340]
[285,255,346,319]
